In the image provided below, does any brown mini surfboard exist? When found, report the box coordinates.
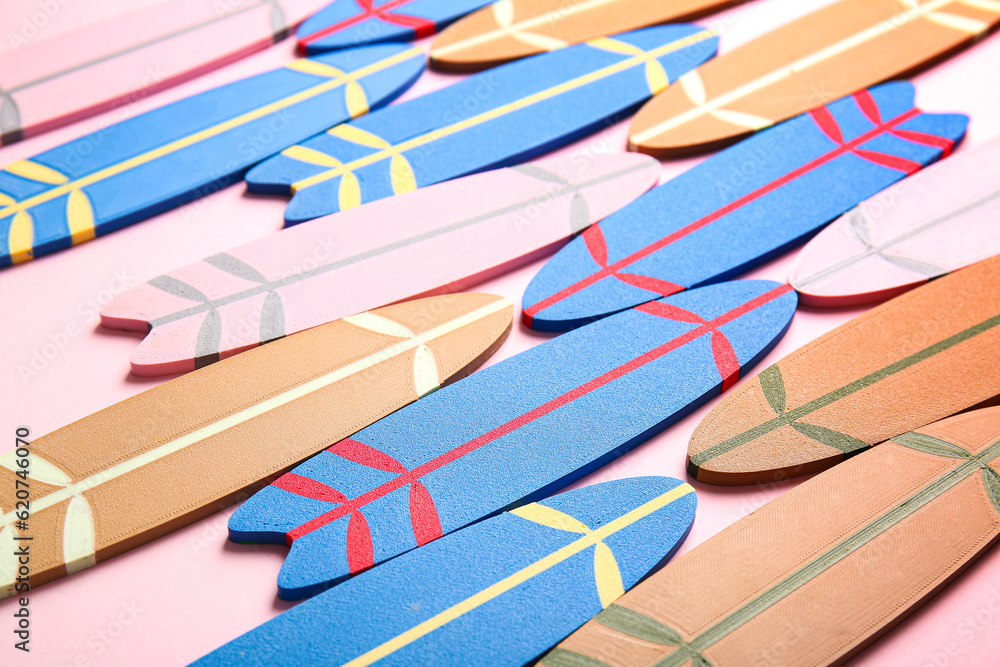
[0,293,512,596]
[629,0,1000,157]
[541,407,1000,667]
[688,254,1000,485]
[429,0,745,72]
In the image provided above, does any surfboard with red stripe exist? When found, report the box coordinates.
[229,279,797,600]
[297,0,493,54]
[522,82,968,332]
[197,477,696,667]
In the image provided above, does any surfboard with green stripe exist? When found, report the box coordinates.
[541,407,1000,667]
[0,43,424,267]
[686,253,1000,485]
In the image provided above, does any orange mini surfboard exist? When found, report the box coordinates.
[430,0,745,71]
[629,0,1000,157]
[688,254,1000,485]
[0,293,511,596]
[542,407,1000,667]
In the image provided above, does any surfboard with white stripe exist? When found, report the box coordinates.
[0,293,512,597]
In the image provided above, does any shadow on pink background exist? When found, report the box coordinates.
[1,0,998,664]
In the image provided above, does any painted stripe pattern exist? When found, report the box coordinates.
[791,135,1000,298]
[297,0,492,52]
[108,156,652,371]
[195,478,696,666]
[247,24,718,223]
[522,82,967,330]
[229,280,795,598]
[689,311,1000,471]
[630,0,1000,147]
[541,425,1000,667]
[0,0,323,142]
[0,44,424,266]
[0,296,508,596]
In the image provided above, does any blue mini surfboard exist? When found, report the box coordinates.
[522,82,968,331]
[230,279,796,599]
[298,0,493,54]
[0,44,425,267]
[198,477,696,667]
[247,24,718,224]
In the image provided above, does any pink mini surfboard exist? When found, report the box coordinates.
[0,0,329,144]
[101,153,659,376]
[790,136,1000,307]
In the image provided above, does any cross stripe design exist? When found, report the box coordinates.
[287,30,715,193]
[341,483,694,667]
[630,0,1000,144]
[0,298,504,592]
[0,161,95,264]
[794,183,1000,289]
[299,0,435,49]
[0,0,290,139]
[277,438,443,574]
[688,311,1000,470]
[0,450,96,592]
[544,432,1000,667]
[282,286,790,544]
[0,47,421,264]
[137,159,647,354]
[432,0,620,59]
[522,91,953,325]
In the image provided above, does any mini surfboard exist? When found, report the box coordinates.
[0,44,424,268]
[229,280,795,599]
[628,0,1000,157]
[101,153,659,376]
[197,477,696,667]
[0,293,512,597]
[543,408,1000,667]
[0,0,330,144]
[687,254,1000,486]
[523,82,968,332]
[790,135,1000,307]
[298,0,494,54]
[247,24,718,224]
[430,0,746,72]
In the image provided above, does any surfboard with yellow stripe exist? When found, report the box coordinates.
[247,24,718,224]
[542,408,1000,667]
[194,477,696,667]
[628,0,1000,157]
[0,43,425,268]
[0,293,512,597]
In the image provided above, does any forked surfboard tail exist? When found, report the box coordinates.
[627,0,1000,157]
[196,477,696,667]
[0,293,512,597]
[229,279,796,600]
[246,24,718,224]
[429,0,745,72]
[790,135,1000,307]
[0,43,425,267]
[542,408,1000,667]
[99,153,660,376]
[523,81,969,332]
[688,254,1000,485]
[297,0,493,54]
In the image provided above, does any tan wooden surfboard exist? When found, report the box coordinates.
[629,0,1000,156]
[688,254,1000,485]
[0,293,512,596]
[429,0,745,71]
[541,407,1000,667]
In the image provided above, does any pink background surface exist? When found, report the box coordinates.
[1,1,999,664]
